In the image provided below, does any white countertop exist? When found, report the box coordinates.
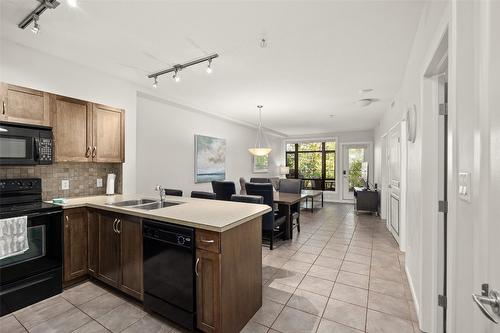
[51,194,270,232]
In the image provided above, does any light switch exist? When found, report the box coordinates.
[458,172,471,202]
[61,179,70,190]
[96,178,103,188]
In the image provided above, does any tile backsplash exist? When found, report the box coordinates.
[0,163,122,200]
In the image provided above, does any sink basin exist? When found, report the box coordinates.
[135,201,182,210]
[108,199,157,207]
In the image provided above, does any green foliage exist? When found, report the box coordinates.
[348,160,365,190]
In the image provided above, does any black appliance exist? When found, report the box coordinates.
[143,219,196,331]
[0,122,53,165]
[0,178,63,316]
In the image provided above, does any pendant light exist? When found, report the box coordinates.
[248,105,272,156]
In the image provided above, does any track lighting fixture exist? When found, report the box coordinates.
[206,59,213,74]
[147,54,218,85]
[31,15,40,34]
[18,0,60,31]
[152,77,158,88]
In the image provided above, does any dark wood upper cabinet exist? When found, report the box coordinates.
[51,95,93,162]
[92,104,124,163]
[0,83,50,126]
[63,208,88,283]
[97,212,120,287]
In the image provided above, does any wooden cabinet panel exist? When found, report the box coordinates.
[97,212,120,287]
[0,83,50,126]
[196,249,221,333]
[52,95,92,162]
[63,208,88,283]
[196,229,220,253]
[87,209,99,277]
[92,104,124,163]
[119,217,143,300]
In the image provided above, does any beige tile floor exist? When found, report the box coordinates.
[0,203,421,333]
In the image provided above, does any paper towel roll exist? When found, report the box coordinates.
[106,174,116,195]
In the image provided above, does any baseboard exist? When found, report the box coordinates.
[405,264,422,328]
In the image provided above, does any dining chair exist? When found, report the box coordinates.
[249,177,271,183]
[278,179,302,233]
[211,181,236,201]
[239,177,247,194]
[191,191,216,200]
[245,183,286,250]
[230,194,263,204]
[164,188,183,196]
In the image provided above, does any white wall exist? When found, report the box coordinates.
[286,130,374,202]
[0,40,138,193]
[135,93,284,196]
[373,2,449,332]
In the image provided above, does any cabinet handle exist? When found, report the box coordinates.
[91,146,97,158]
[116,219,121,234]
[85,146,91,158]
[65,215,69,221]
[201,238,215,244]
[112,218,117,233]
[195,258,200,277]
[2,101,5,115]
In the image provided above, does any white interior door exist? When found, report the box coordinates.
[342,144,369,200]
[470,1,500,330]
[388,124,401,243]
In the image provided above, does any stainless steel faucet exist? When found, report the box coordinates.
[155,185,165,203]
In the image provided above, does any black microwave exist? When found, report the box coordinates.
[0,122,53,165]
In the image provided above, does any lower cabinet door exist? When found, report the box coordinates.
[196,249,221,333]
[63,208,88,282]
[87,209,99,276]
[97,212,120,287]
[119,217,143,300]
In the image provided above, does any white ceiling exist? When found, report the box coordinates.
[0,0,424,136]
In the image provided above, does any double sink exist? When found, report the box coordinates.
[108,199,182,210]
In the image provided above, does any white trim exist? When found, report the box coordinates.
[406,264,421,324]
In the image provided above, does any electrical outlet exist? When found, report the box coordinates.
[61,179,70,190]
[96,178,103,188]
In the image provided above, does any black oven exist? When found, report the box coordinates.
[0,122,53,165]
[0,178,62,315]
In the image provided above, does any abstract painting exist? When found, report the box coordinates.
[195,135,226,183]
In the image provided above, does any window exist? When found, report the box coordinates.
[285,141,336,191]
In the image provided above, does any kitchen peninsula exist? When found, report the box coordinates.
[57,194,271,333]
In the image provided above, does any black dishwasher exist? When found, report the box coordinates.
[143,219,196,331]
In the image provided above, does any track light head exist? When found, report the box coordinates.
[173,68,181,82]
[31,15,40,34]
[152,76,158,88]
[206,59,213,74]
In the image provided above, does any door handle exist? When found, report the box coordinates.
[116,219,121,234]
[85,146,91,158]
[112,218,118,233]
[195,258,200,277]
[91,146,97,158]
[472,284,500,324]
[2,101,6,115]
[200,239,215,244]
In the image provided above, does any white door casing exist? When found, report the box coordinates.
[388,123,401,244]
[341,143,370,201]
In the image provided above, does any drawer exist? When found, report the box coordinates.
[196,229,220,253]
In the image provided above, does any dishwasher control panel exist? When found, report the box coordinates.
[143,221,194,248]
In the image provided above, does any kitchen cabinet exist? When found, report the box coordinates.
[0,83,50,126]
[63,208,88,284]
[51,95,93,162]
[119,216,143,300]
[97,212,120,287]
[87,209,99,277]
[95,210,143,299]
[51,96,124,163]
[195,219,262,333]
[92,104,124,163]
[196,249,221,333]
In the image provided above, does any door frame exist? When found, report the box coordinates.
[339,141,373,201]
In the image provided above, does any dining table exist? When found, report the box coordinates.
[273,191,307,239]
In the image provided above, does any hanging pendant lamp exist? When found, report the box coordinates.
[248,105,272,156]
